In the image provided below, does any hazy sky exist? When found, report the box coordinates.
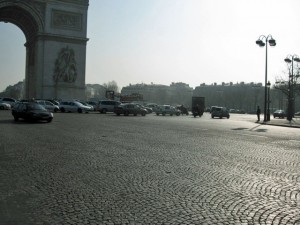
[1,0,300,92]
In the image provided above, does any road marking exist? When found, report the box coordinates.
[239,133,268,138]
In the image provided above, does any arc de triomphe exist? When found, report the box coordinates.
[0,0,89,99]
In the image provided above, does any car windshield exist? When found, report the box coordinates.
[28,103,46,111]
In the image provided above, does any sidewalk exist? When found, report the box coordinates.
[260,117,300,128]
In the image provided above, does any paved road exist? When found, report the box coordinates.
[0,111,299,225]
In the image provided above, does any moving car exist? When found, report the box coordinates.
[114,103,147,116]
[59,101,90,113]
[273,110,285,119]
[211,107,230,119]
[12,102,53,122]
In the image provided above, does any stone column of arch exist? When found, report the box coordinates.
[0,0,89,100]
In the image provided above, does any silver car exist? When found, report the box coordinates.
[97,100,121,113]
[59,101,90,113]
[36,100,60,112]
[0,102,11,110]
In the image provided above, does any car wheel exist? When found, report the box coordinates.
[117,113,120,116]
[134,113,137,116]
[156,113,159,116]
[227,116,230,119]
[0,106,4,110]
[212,116,214,118]
[78,108,83,113]
[124,111,129,116]
[14,116,18,121]
[54,108,58,113]
[220,116,223,119]
[60,108,65,113]
[47,118,53,123]
[142,112,146,116]
[176,112,180,116]
[162,112,166,116]
[102,109,107,114]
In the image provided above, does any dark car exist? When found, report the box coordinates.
[114,103,147,116]
[211,107,230,119]
[273,110,285,119]
[12,102,53,122]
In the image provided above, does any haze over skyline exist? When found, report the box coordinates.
[1,0,300,92]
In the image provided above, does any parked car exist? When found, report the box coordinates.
[0,102,11,110]
[12,102,53,122]
[77,101,94,111]
[0,97,18,107]
[145,103,158,110]
[36,100,60,112]
[97,100,121,113]
[87,101,98,111]
[59,101,90,113]
[273,110,285,119]
[211,107,230,119]
[135,103,153,113]
[45,99,60,106]
[155,105,181,116]
[114,103,147,116]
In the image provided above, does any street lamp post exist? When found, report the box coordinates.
[284,54,300,121]
[267,81,271,121]
[256,35,276,122]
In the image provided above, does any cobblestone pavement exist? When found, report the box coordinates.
[0,111,299,225]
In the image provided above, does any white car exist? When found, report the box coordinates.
[0,102,11,110]
[36,100,60,112]
[59,101,90,113]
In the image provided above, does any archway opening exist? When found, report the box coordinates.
[0,22,26,98]
[0,4,39,99]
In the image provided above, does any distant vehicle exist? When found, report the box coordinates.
[0,102,11,110]
[97,100,121,113]
[0,97,17,107]
[77,101,94,111]
[176,105,189,115]
[273,110,285,119]
[134,103,152,113]
[192,97,205,117]
[87,101,98,111]
[36,100,60,112]
[145,103,158,110]
[114,103,147,116]
[12,102,53,122]
[211,107,230,119]
[210,106,218,113]
[155,105,181,116]
[295,111,300,116]
[59,101,90,113]
[45,99,60,105]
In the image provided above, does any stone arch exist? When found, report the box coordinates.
[0,0,89,99]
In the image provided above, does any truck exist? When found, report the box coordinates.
[191,96,205,117]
